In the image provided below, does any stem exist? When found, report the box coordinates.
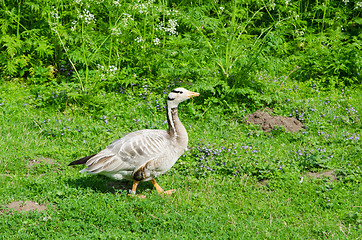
[321,1,327,34]
[89,35,111,63]
[17,0,21,39]
[261,0,275,22]
[53,28,84,91]
[108,7,112,67]
[81,22,88,88]
[162,0,166,47]
[108,38,113,67]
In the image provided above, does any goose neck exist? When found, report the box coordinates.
[167,106,188,145]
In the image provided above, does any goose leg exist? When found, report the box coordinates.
[151,179,176,194]
[129,181,139,195]
[128,181,147,198]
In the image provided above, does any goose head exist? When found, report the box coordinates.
[167,88,200,109]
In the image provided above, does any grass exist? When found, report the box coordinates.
[0,80,361,239]
[0,0,361,238]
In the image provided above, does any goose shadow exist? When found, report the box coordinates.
[66,174,154,195]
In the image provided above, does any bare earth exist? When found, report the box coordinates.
[244,109,303,133]
[6,201,46,213]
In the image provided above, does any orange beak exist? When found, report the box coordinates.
[188,91,200,98]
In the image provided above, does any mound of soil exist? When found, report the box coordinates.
[307,170,337,182]
[6,201,46,213]
[244,109,303,133]
[27,158,56,168]
[299,170,337,184]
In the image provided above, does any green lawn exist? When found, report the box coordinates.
[0,81,361,239]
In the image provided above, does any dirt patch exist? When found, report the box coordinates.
[27,158,56,168]
[307,170,337,181]
[259,179,268,186]
[244,109,303,133]
[5,201,46,213]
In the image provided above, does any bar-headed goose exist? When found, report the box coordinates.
[68,88,199,195]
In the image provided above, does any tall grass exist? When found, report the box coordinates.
[1,0,360,98]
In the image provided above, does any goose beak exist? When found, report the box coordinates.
[188,91,200,98]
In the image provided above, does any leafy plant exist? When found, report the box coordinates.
[0,1,54,77]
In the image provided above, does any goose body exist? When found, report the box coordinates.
[68,88,199,195]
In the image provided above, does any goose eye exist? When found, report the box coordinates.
[179,91,183,94]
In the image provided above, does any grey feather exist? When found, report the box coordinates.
[71,88,199,184]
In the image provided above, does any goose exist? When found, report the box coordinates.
[68,88,200,195]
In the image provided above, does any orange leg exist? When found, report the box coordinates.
[129,181,139,195]
[151,179,164,193]
[151,179,176,195]
[128,181,146,198]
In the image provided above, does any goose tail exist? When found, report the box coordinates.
[68,154,96,166]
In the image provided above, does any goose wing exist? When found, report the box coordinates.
[81,129,172,178]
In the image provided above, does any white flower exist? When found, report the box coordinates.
[153,37,160,45]
[134,0,155,14]
[165,9,179,16]
[270,2,276,10]
[109,65,117,73]
[97,64,105,71]
[111,27,122,36]
[135,36,143,43]
[356,2,362,8]
[114,0,120,6]
[293,11,299,19]
[157,22,164,31]
[157,19,179,35]
[123,13,133,19]
[97,64,117,78]
[219,7,224,11]
[71,20,77,31]
[122,13,134,27]
[78,9,96,24]
[295,30,304,36]
[285,0,291,5]
[342,0,349,5]
[48,6,60,27]
[51,6,60,20]
[167,19,178,34]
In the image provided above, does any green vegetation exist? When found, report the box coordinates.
[0,0,361,239]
